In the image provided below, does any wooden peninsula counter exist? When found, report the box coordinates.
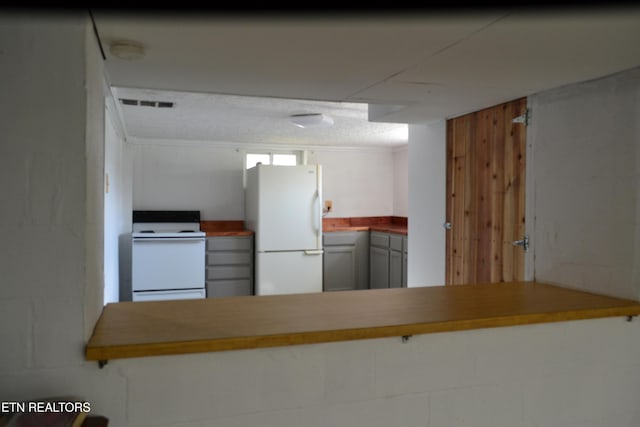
[86,281,640,365]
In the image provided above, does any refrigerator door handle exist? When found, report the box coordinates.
[304,250,324,255]
[315,164,323,249]
[315,189,322,232]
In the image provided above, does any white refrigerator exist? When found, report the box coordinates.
[245,164,324,296]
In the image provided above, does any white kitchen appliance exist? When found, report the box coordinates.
[245,164,323,295]
[131,210,206,301]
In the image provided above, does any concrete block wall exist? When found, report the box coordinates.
[0,11,125,422]
[0,14,89,370]
[94,318,640,427]
[530,67,640,300]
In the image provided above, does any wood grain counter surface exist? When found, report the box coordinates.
[201,220,253,236]
[323,216,407,235]
[85,282,640,362]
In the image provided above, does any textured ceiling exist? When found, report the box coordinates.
[112,87,408,147]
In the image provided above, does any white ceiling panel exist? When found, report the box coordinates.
[95,12,504,101]
[394,9,640,93]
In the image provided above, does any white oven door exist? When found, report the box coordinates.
[132,236,205,293]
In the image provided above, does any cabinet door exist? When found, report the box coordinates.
[390,249,403,288]
[370,231,390,248]
[323,231,370,292]
[402,236,408,287]
[323,245,357,291]
[402,252,408,287]
[354,231,370,290]
[207,280,253,298]
[370,246,390,289]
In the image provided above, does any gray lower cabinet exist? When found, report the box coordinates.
[370,245,390,289]
[370,231,408,289]
[323,231,369,291]
[402,236,408,287]
[206,235,254,297]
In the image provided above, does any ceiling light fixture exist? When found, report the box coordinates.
[109,41,146,60]
[289,113,334,128]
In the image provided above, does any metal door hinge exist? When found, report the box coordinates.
[512,108,531,126]
[512,235,530,252]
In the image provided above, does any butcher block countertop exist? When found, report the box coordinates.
[323,216,408,235]
[85,281,640,363]
[200,220,253,236]
[200,217,406,236]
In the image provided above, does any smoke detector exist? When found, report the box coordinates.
[289,113,334,128]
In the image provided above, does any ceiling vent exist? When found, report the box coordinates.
[119,98,175,108]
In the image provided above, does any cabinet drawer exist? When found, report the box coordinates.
[207,279,253,297]
[389,234,403,251]
[323,232,359,246]
[207,252,252,266]
[206,237,252,251]
[206,265,252,280]
[370,232,389,248]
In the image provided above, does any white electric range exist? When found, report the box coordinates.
[131,210,206,302]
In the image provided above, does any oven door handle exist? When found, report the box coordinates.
[132,237,205,243]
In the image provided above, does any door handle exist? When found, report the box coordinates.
[512,235,530,252]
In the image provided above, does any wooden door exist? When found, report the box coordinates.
[445,98,527,285]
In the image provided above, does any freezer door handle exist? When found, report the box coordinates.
[315,164,323,249]
[314,189,322,239]
[304,250,324,255]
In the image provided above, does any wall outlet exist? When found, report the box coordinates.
[324,200,333,213]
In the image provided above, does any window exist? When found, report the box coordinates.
[243,150,305,187]
[246,153,271,169]
[245,150,302,169]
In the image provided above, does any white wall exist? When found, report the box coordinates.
[407,121,447,286]
[3,17,640,427]
[104,96,134,304]
[309,148,395,217]
[393,146,409,217]
[130,143,401,220]
[131,142,245,219]
[529,67,640,300]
